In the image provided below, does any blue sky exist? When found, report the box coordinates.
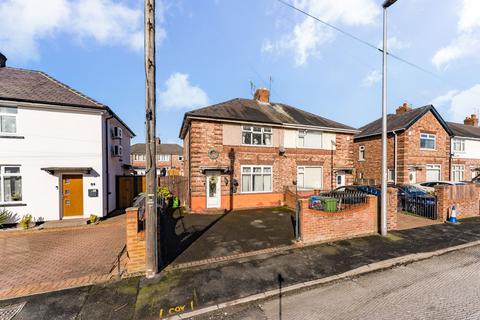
[2,0,480,145]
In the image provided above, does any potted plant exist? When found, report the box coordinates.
[18,214,33,230]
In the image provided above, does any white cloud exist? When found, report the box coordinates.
[159,73,209,109]
[377,36,410,51]
[0,0,167,62]
[432,0,480,69]
[362,70,382,87]
[431,85,480,122]
[263,0,379,66]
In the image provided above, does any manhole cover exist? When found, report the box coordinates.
[0,302,26,320]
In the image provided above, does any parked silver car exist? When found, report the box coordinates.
[413,181,466,193]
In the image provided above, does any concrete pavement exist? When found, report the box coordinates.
[203,245,480,319]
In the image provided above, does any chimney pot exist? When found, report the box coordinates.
[254,88,270,103]
[395,102,412,114]
[0,53,6,68]
[464,114,479,127]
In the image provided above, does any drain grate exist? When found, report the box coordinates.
[0,302,26,320]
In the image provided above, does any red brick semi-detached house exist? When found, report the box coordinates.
[448,114,480,181]
[130,138,184,176]
[179,88,358,213]
[354,103,453,185]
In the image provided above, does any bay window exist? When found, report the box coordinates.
[241,166,272,193]
[1,165,22,203]
[242,126,272,146]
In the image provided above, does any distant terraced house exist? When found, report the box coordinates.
[179,88,358,213]
[0,53,134,222]
[130,139,184,176]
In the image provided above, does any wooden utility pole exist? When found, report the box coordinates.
[145,0,158,278]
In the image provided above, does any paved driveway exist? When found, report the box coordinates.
[162,207,295,266]
[0,216,125,299]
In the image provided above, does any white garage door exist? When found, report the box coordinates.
[297,166,323,189]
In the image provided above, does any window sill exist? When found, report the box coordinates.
[240,191,273,195]
[241,144,273,148]
[420,148,436,151]
[0,203,27,207]
[0,135,24,139]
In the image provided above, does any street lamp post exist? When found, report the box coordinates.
[381,0,397,237]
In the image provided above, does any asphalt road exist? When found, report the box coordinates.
[201,245,480,320]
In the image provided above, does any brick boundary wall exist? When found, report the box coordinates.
[387,187,398,231]
[434,184,480,222]
[299,195,378,243]
[125,207,146,274]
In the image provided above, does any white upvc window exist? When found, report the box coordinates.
[297,130,323,148]
[359,145,366,161]
[426,164,441,181]
[452,165,465,182]
[297,166,323,190]
[452,138,465,152]
[133,154,146,161]
[420,133,436,150]
[0,165,22,203]
[0,107,17,134]
[157,154,171,161]
[388,169,395,182]
[241,165,272,193]
[242,126,272,146]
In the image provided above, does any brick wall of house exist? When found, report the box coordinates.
[131,155,184,175]
[451,158,480,180]
[186,120,355,213]
[435,184,480,221]
[355,111,450,185]
[125,207,145,274]
[299,195,378,243]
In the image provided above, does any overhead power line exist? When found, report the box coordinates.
[275,0,441,79]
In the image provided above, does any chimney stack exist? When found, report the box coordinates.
[464,114,479,127]
[0,53,6,68]
[254,88,270,103]
[396,102,412,114]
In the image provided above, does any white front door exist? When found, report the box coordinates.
[206,171,221,208]
[336,171,346,187]
[408,168,417,184]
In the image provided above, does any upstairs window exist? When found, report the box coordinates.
[359,145,366,161]
[242,126,272,146]
[0,107,17,134]
[452,138,465,152]
[297,130,323,148]
[1,166,22,203]
[112,127,123,139]
[133,154,146,161]
[157,154,171,161]
[420,133,436,150]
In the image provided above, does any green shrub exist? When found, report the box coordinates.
[0,208,14,226]
[157,186,172,199]
[19,214,33,230]
[89,214,98,224]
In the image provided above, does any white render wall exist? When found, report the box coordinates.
[452,138,480,159]
[0,103,132,222]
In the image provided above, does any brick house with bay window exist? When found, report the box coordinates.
[179,88,358,213]
[354,103,453,185]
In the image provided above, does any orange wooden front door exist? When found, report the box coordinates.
[62,175,84,217]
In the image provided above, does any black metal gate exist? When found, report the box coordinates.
[398,194,438,220]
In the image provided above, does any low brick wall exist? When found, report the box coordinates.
[126,207,146,274]
[435,184,480,221]
[299,195,378,243]
[387,187,398,231]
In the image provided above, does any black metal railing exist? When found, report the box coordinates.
[309,191,369,212]
[398,194,438,220]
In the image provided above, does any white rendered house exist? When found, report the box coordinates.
[0,54,134,222]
